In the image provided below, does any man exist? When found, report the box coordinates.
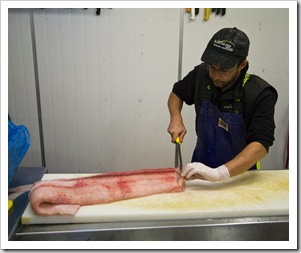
[167,27,278,182]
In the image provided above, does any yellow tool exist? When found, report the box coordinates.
[204,8,210,21]
[8,199,13,211]
[176,137,182,145]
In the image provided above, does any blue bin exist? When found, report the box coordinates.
[8,121,30,185]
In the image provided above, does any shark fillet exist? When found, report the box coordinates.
[29,168,185,216]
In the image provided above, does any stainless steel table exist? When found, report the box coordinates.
[14,215,288,241]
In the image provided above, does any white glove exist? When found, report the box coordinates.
[181,163,230,182]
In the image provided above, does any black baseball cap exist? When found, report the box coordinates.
[201,27,250,69]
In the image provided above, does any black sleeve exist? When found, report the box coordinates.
[172,65,199,106]
[245,87,278,151]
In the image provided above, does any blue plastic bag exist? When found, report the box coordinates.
[8,120,30,185]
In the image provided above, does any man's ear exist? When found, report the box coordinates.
[239,60,248,70]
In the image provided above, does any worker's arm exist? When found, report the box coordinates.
[167,92,187,143]
[182,141,268,181]
[225,141,267,177]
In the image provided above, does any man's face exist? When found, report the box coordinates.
[207,61,247,91]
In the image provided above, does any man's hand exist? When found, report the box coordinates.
[181,163,230,182]
[167,118,187,143]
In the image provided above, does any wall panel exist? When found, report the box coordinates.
[33,8,180,173]
[8,8,41,166]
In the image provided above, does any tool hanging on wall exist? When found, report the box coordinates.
[186,8,200,20]
[84,8,102,16]
[211,8,226,16]
[187,8,225,21]
[191,8,195,20]
[204,8,211,21]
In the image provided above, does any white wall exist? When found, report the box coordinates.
[8,9,42,167]
[8,8,289,173]
[9,8,180,173]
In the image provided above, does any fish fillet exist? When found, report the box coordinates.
[29,168,185,216]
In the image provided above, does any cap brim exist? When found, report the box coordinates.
[201,47,240,69]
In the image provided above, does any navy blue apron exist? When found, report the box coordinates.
[191,74,256,170]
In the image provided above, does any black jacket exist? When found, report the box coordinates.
[172,63,278,151]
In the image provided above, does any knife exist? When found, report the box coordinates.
[176,137,183,171]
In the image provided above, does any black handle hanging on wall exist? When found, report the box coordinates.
[211,8,226,16]
[84,8,102,16]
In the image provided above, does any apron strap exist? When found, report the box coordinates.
[242,73,250,87]
[244,73,261,170]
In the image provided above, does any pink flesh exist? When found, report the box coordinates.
[29,168,185,216]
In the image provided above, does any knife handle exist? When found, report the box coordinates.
[176,137,182,145]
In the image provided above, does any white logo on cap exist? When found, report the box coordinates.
[213,39,235,52]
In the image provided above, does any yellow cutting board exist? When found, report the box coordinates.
[21,170,288,225]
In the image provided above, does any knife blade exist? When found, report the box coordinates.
[176,137,183,172]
